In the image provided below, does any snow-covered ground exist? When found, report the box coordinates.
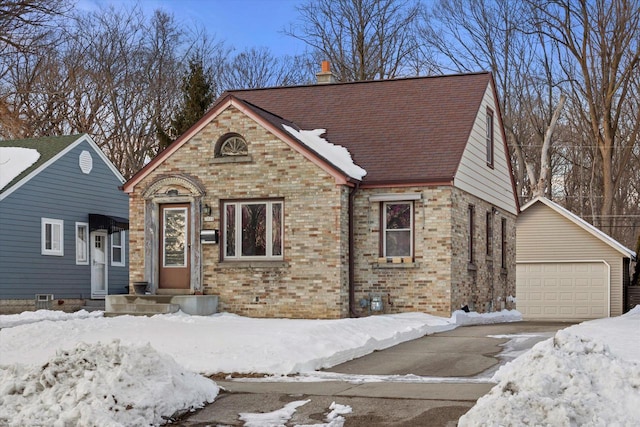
[0,309,517,426]
[1,307,638,426]
[459,306,640,427]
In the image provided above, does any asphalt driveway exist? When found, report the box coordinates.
[176,321,572,426]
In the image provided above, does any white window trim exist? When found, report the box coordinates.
[42,218,64,256]
[369,193,422,202]
[75,222,89,265]
[382,201,414,258]
[224,200,283,261]
[111,230,125,267]
[486,109,494,167]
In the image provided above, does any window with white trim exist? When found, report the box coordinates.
[223,200,283,260]
[486,108,494,167]
[42,218,64,256]
[75,222,89,264]
[382,201,413,257]
[111,231,125,266]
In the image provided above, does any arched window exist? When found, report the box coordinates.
[216,134,248,157]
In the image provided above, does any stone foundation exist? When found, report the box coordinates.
[0,298,85,315]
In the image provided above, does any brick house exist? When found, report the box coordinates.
[122,69,519,319]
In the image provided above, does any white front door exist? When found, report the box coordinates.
[91,231,108,298]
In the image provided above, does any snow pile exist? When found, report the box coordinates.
[451,309,522,326]
[459,308,640,426]
[0,147,40,190]
[282,125,367,180]
[0,309,520,426]
[0,309,102,329]
[0,340,218,427]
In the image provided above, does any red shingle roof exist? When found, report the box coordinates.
[223,72,492,186]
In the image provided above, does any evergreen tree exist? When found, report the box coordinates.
[158,56,215,150]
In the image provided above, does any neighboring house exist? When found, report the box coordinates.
[0,134,129,314]
[516,196,636,320]
[122,69,519,319]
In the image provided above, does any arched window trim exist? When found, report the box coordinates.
[215,133,249,158]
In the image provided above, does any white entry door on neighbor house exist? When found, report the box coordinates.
[91,231,108,298]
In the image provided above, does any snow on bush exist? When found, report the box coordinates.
[459,329,640,426]
[0,340,218,427]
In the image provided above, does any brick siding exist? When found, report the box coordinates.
[129,105,516,319]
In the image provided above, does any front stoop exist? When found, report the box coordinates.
[104,295,218,317]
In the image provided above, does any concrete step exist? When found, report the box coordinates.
[106,302,180,316]
[105,294,218,316]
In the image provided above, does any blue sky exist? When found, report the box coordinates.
[77,0,308,57]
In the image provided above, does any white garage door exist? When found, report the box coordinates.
[516,262,609,320]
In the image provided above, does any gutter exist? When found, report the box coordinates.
[349,181,360,317]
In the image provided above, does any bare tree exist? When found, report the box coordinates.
[0,0,71,137]
[530,0,640,236]
[221,47,311,90]
[286,0,423,81]
[422,0,566,201]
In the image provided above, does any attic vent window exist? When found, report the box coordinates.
[219,135,248,157]
[79,150,93,174]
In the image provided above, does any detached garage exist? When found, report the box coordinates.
[517,197,636,320]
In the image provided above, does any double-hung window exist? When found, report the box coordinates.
[383,201,413,257]
[486,211,493,257]
[501,218,507,268]
[468,205,475,265]
[75,222,89,264]
[486,108,494,167]
[223,200,283,260]
[42,218,64,256]
[111,231,125,266]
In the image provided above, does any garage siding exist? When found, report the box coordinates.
[517,203,624,317]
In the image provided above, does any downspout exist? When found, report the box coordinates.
[349,181,360,317]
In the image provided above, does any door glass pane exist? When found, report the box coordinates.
[226,204,236,256]
[94,235,106,291]
[164,209,187,266]
[272,203,282,256]
[242,204,266,256]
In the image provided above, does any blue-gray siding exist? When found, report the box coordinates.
[0,140,129,299]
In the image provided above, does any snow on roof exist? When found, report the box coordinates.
[282,124,367,181]
[0,147,40,191]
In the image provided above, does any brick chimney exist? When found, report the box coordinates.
[316,60,337,84]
